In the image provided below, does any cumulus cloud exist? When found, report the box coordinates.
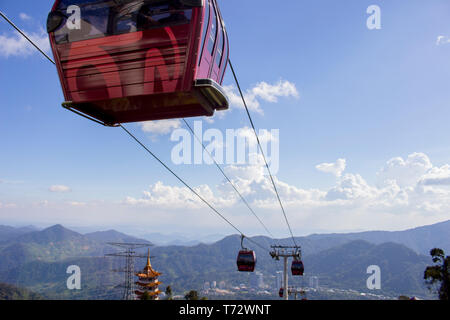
[139,120,181,135]
[316,159,347,177]
[0,29,50,58]
[67,201,87,207]
[377,152,432,187]
[418,165,450,186]
[19,13,32,21]
[224,79,299,114]
[235,127,278,148]
[49,185,72,193]
[0,202,17,209]
[124,181,236,209]
[122,152,450,234]
[4,152,449,235]
[436,35,450,46]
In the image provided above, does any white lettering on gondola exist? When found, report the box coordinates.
[66,5,81,30]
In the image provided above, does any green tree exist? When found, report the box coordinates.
[140,291,152,300]
[165,286,173,300]
[184,290,199,300]
[424,248,450,300]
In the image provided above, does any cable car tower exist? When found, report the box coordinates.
[270,245,302,300]
[105,243,153,300]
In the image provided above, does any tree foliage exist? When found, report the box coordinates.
[184,290,199,300]
[165,285,173,300]
[424,248,449,300]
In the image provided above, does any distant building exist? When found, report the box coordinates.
[250,272,264,289]
[203,282,210,291]
[218,281,226,289]
[134,249,162,300]
[309,276,319,290]
[276,271,283,289]
[211,281,217,289]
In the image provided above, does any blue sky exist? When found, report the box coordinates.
[1,0,450,238]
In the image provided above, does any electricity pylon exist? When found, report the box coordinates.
[105,243,153,300]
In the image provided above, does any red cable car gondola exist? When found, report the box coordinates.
[236,250,256,272]
[236,235,256,272]
[291,259,304,276]
[47,0,229,126]
[278,288,284,298]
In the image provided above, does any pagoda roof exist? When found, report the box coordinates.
[136,281,162,288]
[136,249,162,278]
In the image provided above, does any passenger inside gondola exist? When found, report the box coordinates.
[136,3,191,30]
[158,3,189,25]
[136,4,162,29]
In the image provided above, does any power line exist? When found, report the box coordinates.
[0,10,55,65]
[182,118,276,239]
[228,59,298,247]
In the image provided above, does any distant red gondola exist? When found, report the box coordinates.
[279,288,284,298]
[47,0,229,126]
[237,235,256,272]
[291,259,304,276]
[236,250,256,272]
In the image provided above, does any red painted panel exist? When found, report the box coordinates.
[55,25,190,103]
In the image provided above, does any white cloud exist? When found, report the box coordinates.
[3,152,450,236]
[67,201,87,207]
[122,152,450,234]
[0,29,50,58]
[139,120,181,135]
[0,201,18,209]
[49,185,72,193]
[377,152,433,187]
[316,158,347,177]
[224,79,299,114]
[418,165,450,186]
[19,13,32,21]
[124,181,236,209]
[436,35,450,46]
[251,80,299,102]
[235,127,278,148]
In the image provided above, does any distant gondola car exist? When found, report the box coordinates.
[47,0,229,126]
[236,250,256,272]
[291,259,304,276]
[279,288,284,298]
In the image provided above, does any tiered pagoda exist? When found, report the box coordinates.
[135,249,162,300]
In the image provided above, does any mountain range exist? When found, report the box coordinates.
[0,220,448,299]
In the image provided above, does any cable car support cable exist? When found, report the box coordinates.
[228,59,298,248]
[0,10,55,65]
[182,119,275,239]
[119,124,269,253]
[0,10,272,254]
